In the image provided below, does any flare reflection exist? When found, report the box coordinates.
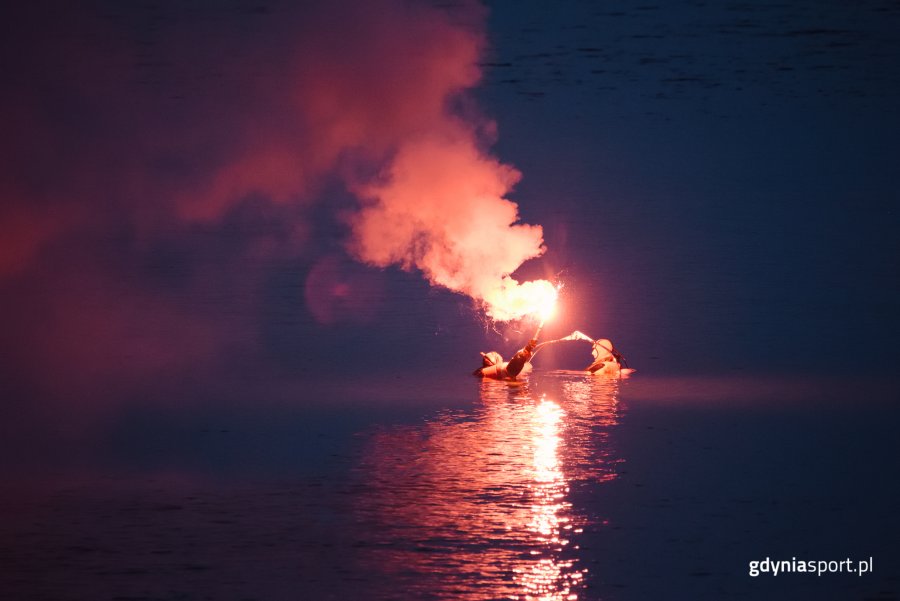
[351,373,625,600]
[514,396,581,600]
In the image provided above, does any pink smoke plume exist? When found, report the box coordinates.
[348,130,555,322]
[1,0,558,406]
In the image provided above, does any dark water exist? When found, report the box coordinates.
[348,374,623,600]
[2,373,898,600]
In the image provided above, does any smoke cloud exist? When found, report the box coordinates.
[0,0,553,407]
[349,131,554,321]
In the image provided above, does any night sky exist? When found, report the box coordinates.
[1,0,899,470]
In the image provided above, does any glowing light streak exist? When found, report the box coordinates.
[515,396,586,601]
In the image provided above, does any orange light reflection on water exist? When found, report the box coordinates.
[351,374,623,600]
[512,396,585,601]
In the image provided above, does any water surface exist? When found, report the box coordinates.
[2,373,897,600]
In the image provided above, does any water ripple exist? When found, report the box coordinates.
[350,371,626,600]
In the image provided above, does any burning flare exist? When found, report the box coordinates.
[483,277,558,323]
[538,283,559,322]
